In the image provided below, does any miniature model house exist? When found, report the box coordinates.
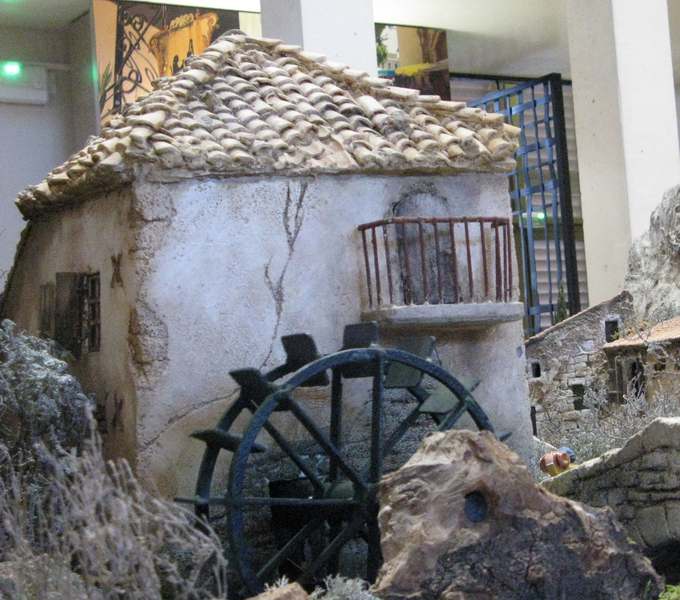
[525,292,634,438]
[1,32,530,496]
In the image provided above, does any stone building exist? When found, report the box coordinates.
[603,315,680,404]
[0,31,529,497]
[525,291,634,437]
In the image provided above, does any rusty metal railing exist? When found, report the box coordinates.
[358,216,513,308]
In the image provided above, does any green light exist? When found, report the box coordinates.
[1,61,23,79]
[534,212,546,220]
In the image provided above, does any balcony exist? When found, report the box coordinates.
[358,216,524,329]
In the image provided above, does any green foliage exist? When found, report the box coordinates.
[554,283,569,324]
[375,24,388,68]
[661,585,680,599]
[98,61,113,118]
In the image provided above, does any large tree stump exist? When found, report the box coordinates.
[372,430,663,600]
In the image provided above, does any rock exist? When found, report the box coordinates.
[250,582,309,600]
[372,430,662,600]
[544,417,680,582]
[626,184,680,322]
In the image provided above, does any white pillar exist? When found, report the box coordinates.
[568,0,680,305]
[260,0,377,75]
[612,1,680,239]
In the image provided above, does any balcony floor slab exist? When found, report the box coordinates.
[362,302,525,330]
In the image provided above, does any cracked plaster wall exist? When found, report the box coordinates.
[131,172,531,497]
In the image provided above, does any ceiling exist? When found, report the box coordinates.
[1,0,678,81]
[0,0,89,29]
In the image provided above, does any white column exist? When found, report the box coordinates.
[568,0,680,305]
[612,0,680,239]
[260,0,377,75]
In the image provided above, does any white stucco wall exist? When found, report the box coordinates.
[131,173,531,497]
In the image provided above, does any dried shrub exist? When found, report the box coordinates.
[0,434,227,599]
[269,576,379,600]
[311,576,379,600]
[0,319,91,459]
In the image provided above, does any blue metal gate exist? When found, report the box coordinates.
[469,73,580,335]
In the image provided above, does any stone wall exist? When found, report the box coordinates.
[525,291,634,438]
[544,417,680,579]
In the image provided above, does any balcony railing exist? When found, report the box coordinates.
[358,216,513,309]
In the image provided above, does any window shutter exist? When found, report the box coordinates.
[55,273,82,358]
[39,283,55,337]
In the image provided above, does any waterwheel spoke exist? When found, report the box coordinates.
[379,404,421,461]
[329,368,343,482]
[256,518,325,581]
[299,512,365,585]
[407,385,428,403]
[366,512,383,582]
[261,420,325,493]
[286,397,367,491]
[370,355,385,484]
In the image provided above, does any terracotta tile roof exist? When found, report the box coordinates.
[16,31,520,219]
[603,316,680,351]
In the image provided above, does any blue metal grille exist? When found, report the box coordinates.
[469,73,580,335]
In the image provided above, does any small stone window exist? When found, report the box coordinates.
[530,361,541,378]
[571,384,586,410]
[605,319,620,342]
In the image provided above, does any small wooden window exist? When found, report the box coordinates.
[55,273,83,357]
[81,273,101,353]
[39,283,55,337]
[54,272,100,356]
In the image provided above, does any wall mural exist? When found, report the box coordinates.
[93,0,261,121]
[375,24,450,100]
